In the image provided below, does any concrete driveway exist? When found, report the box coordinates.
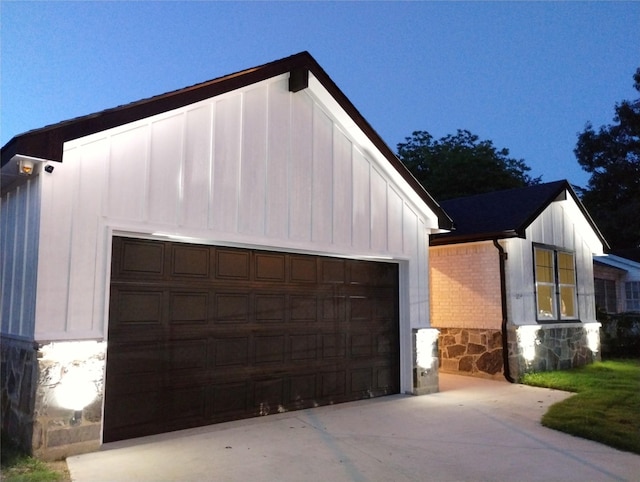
[67,374,639,482]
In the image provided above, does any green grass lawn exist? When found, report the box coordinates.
[522,359,640,454]
[0,436,68,482]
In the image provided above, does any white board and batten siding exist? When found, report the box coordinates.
[504,194,605,325]
[1,179,40,338]
[30,73,439,358]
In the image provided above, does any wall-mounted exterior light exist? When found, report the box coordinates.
[18,158,36,175]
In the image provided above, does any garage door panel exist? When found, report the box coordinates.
[255,294,286,322]
[167,340,208,371]
[254,335,285,364]
[321,333,347,358]
[255,253,286,281]
[215,292,250,322]
[321,295,346,321]
[321,371,346,397]
[171,245,210,278]
[290,334,318,360]
[115,239,165,279]
[106,343,163,376]
[253,378,285,415]
[350,367,373,393]
[350,334,373,357]
[106,238,399,442]
[169,292,209,323]
[289,374,317,403]
[107,391,161,428]
[165,387,207,421]
[322,259,346,283]
[212,337,250,367]
[115,291,164,324]
[290,257,317,283]
[290,295,318,322]
[210,382,250,417]
[216,249,250,279]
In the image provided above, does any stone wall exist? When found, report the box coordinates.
[1,338,106,461]
[507,323,601,381]
[1,337,38,453]
[437,328,504,380]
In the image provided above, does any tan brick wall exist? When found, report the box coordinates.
[430,242,502,330]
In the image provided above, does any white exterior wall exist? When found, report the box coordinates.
[505,195,604,325]
[27,73,439,391]
[1,179,41,338]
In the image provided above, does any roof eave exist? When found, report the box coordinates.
[429,230,520,247]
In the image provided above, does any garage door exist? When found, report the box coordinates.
[104,237,399,442]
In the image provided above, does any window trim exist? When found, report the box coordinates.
[533,244,579,323]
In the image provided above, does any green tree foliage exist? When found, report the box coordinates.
[397,129,540,201]
[575,68,640,250]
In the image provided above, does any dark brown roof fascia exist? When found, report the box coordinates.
[430,230,520,247]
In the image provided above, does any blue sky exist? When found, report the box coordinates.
[2,1,639,188]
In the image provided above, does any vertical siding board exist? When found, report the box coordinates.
[148,114,184,225]
[311,105,333,244]
[416,219,428,326]
[37,156,76,334]
[0,192,10,333]
[352,148,370,250]
[289,92,313,241]
[403,205,419,325]
[108,125,148,220]
[265,80,290,239]
[1,183,38,337]
[183,104,213,228]
[239,86,268,236]
[370,167,388,252]
[66,142,107,334]
[212,95,242,232]
[387,187,403,254]
[332,128,352,246]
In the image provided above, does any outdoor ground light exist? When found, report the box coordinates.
[54,365,98,413]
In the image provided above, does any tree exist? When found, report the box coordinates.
[397,129,540,201]
[575,68,640,251]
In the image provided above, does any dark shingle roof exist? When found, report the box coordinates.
[430,180,609,249]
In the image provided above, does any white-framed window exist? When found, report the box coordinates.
[626,281,640,312]
[534,245,578,321]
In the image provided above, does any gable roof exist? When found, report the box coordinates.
[594,254,640,276]
[1,51,452,230]
[430,180,609,249]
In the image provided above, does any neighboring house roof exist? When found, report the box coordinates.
[594,254,640,281]
[430,180,609,248]
[0,51,453,230]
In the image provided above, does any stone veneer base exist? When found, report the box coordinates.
[1,337,106,461]
[507,323,600,381]
[438,328,504,380]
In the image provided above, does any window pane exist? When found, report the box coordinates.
[558,252,575,285]
[627,282,640,312]
[560,286,576,318]
[535,248,554,283]
[536,284,556,319]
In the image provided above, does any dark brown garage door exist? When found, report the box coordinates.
[104,237,399,442]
